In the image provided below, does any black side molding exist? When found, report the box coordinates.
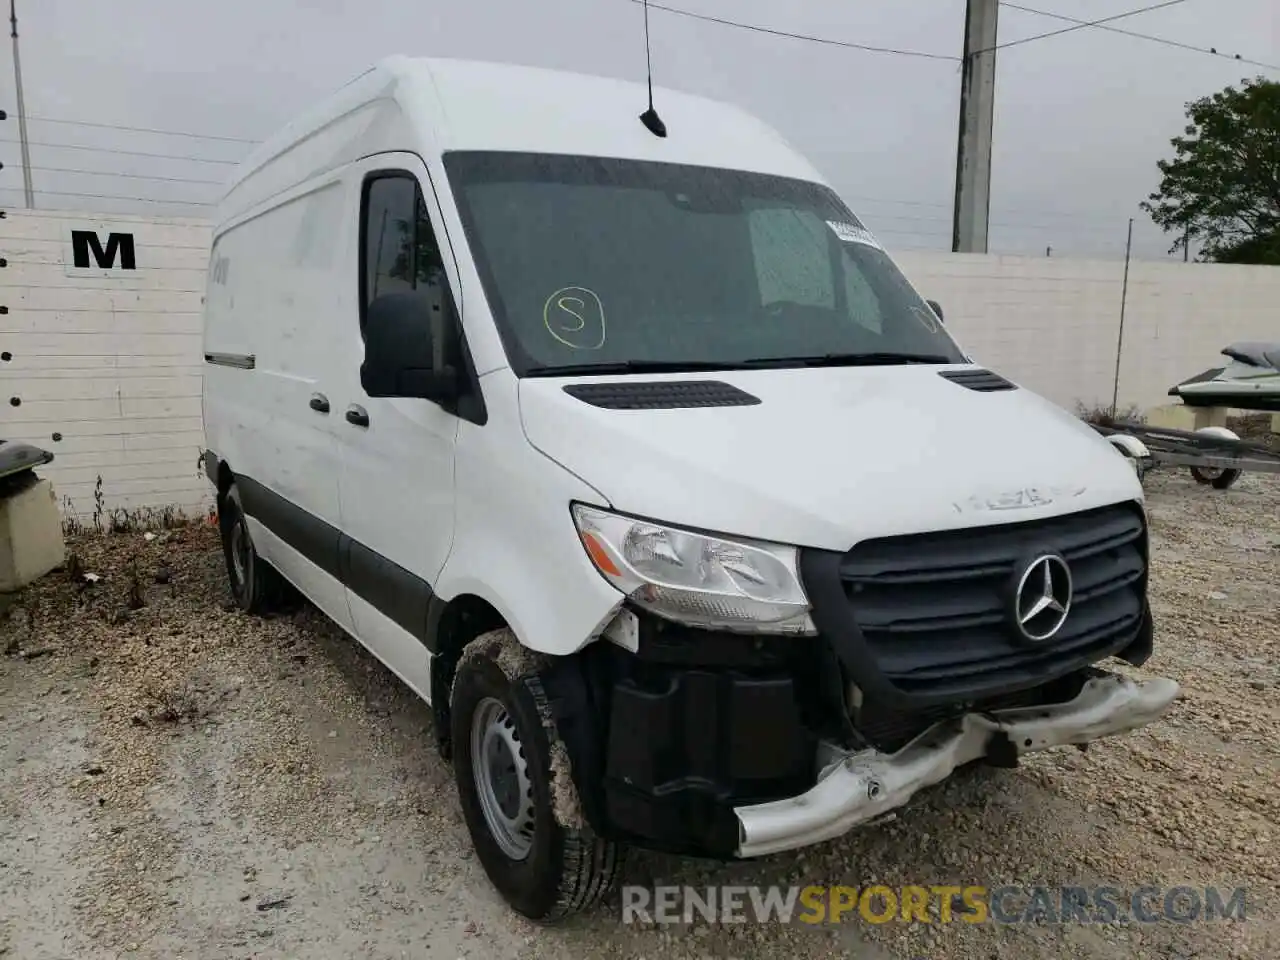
[343,537,432,641]
[236,475,343,582]
[233,473,433,643]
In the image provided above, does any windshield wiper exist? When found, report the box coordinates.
[524,359,750,377]
[524,352,955,377]
[741,351,955,369]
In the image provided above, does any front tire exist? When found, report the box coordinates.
[1189,465,1242,489]
[450,629,621,922]
[218,482,285,614]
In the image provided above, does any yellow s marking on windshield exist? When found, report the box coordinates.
[544,286,606,349]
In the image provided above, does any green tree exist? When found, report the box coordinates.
[1141,77,1280,265]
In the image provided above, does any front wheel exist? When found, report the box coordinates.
[1189,465,1242,489]
[450,629,622,922]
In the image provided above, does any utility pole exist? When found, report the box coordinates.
[952,0,998,253]
[9,0,34,207]
[1110,218,1135,416]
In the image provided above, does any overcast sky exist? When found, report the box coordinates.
[0,0,1276,259]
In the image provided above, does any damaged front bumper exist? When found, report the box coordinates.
[734,671,1179,858]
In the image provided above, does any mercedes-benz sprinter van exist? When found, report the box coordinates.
[201,56,1179,921]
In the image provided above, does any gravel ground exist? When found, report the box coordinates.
[1,470,1278,959]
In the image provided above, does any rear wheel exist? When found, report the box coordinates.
[450,629,622,922]
[218,482,285,614]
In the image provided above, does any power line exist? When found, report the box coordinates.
[991,0,1191,53]
[0,186,212,206]
[625,0,1209,64]
[0,172,1134,229]
[0,137,240,164]
[0,163,1142,231]
[5,257,206,271]
[865,209,1144,235]
[624,0,959,61]
[841,191,1162,225]
[0,235,211,251]
[24,114,259,145]
[1001,2,1280,70]
[846,193,1145,224]
[20,164,225,185]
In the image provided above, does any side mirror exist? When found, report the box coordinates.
[926,299,944,322]
[361,290,461,403]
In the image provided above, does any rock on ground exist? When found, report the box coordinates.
[0,470,1277,959]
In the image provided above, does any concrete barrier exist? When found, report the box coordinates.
[0,478,66,592]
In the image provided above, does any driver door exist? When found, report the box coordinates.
[332,154,462,701]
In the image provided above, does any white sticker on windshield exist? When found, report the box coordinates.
[827,220,883,250]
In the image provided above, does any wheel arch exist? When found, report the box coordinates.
[427,592,509,760]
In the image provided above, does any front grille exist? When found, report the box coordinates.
[837,503,1146,701]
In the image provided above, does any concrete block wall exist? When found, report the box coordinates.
[894,252,1280,413]
[0,210,213,521]
[1,210,1278,516]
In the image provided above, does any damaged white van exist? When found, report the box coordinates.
[201,56,1179,921]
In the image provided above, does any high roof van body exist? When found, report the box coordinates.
[201,56,1178,920]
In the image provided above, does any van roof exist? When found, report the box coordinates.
[217,56,826,224]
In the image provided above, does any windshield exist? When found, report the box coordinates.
[443,151,965,376]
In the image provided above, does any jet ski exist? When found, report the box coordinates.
[0,439,55,498]
[1168,341,1280,412]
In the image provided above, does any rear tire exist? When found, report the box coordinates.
[450,628,622,922]
[218,482,285,614]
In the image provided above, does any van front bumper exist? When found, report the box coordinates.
[734,672,1179,858]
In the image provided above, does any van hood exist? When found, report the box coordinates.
[518,366,1143,551]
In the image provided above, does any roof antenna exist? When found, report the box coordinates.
[638,0,667,138]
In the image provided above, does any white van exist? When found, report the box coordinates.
[201,56,1179,920]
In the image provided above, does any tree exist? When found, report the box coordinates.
[1141,77,1280,265]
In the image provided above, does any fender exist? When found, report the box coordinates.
[432,371,626,656]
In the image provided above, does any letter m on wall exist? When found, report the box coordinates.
[71,230,137,270]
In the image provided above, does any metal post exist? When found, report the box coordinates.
[952,0,999,253]
[9,0,34,208]
[1111,218,1135,416]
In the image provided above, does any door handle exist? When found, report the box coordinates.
[309,393,330,414]
[345,404,370,428]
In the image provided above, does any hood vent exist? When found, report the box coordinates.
[938,368,1016,393]
[563,380,762,410]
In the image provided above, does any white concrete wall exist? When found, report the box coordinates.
[1,210,212,522]
[2,210,1278,516]
[894,253,1280,413]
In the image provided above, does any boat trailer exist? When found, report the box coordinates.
[1093,421,1280,490]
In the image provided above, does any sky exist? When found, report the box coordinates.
[0,0,1276,260]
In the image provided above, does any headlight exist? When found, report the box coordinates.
[571,504,815,634]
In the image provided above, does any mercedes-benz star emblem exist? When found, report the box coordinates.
[1008,553,1073,643]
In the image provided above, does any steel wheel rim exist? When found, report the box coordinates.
[230,519,250,588]
[470,696,536,861]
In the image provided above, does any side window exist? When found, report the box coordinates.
[360,173,456,367]
[748,207,835,309]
